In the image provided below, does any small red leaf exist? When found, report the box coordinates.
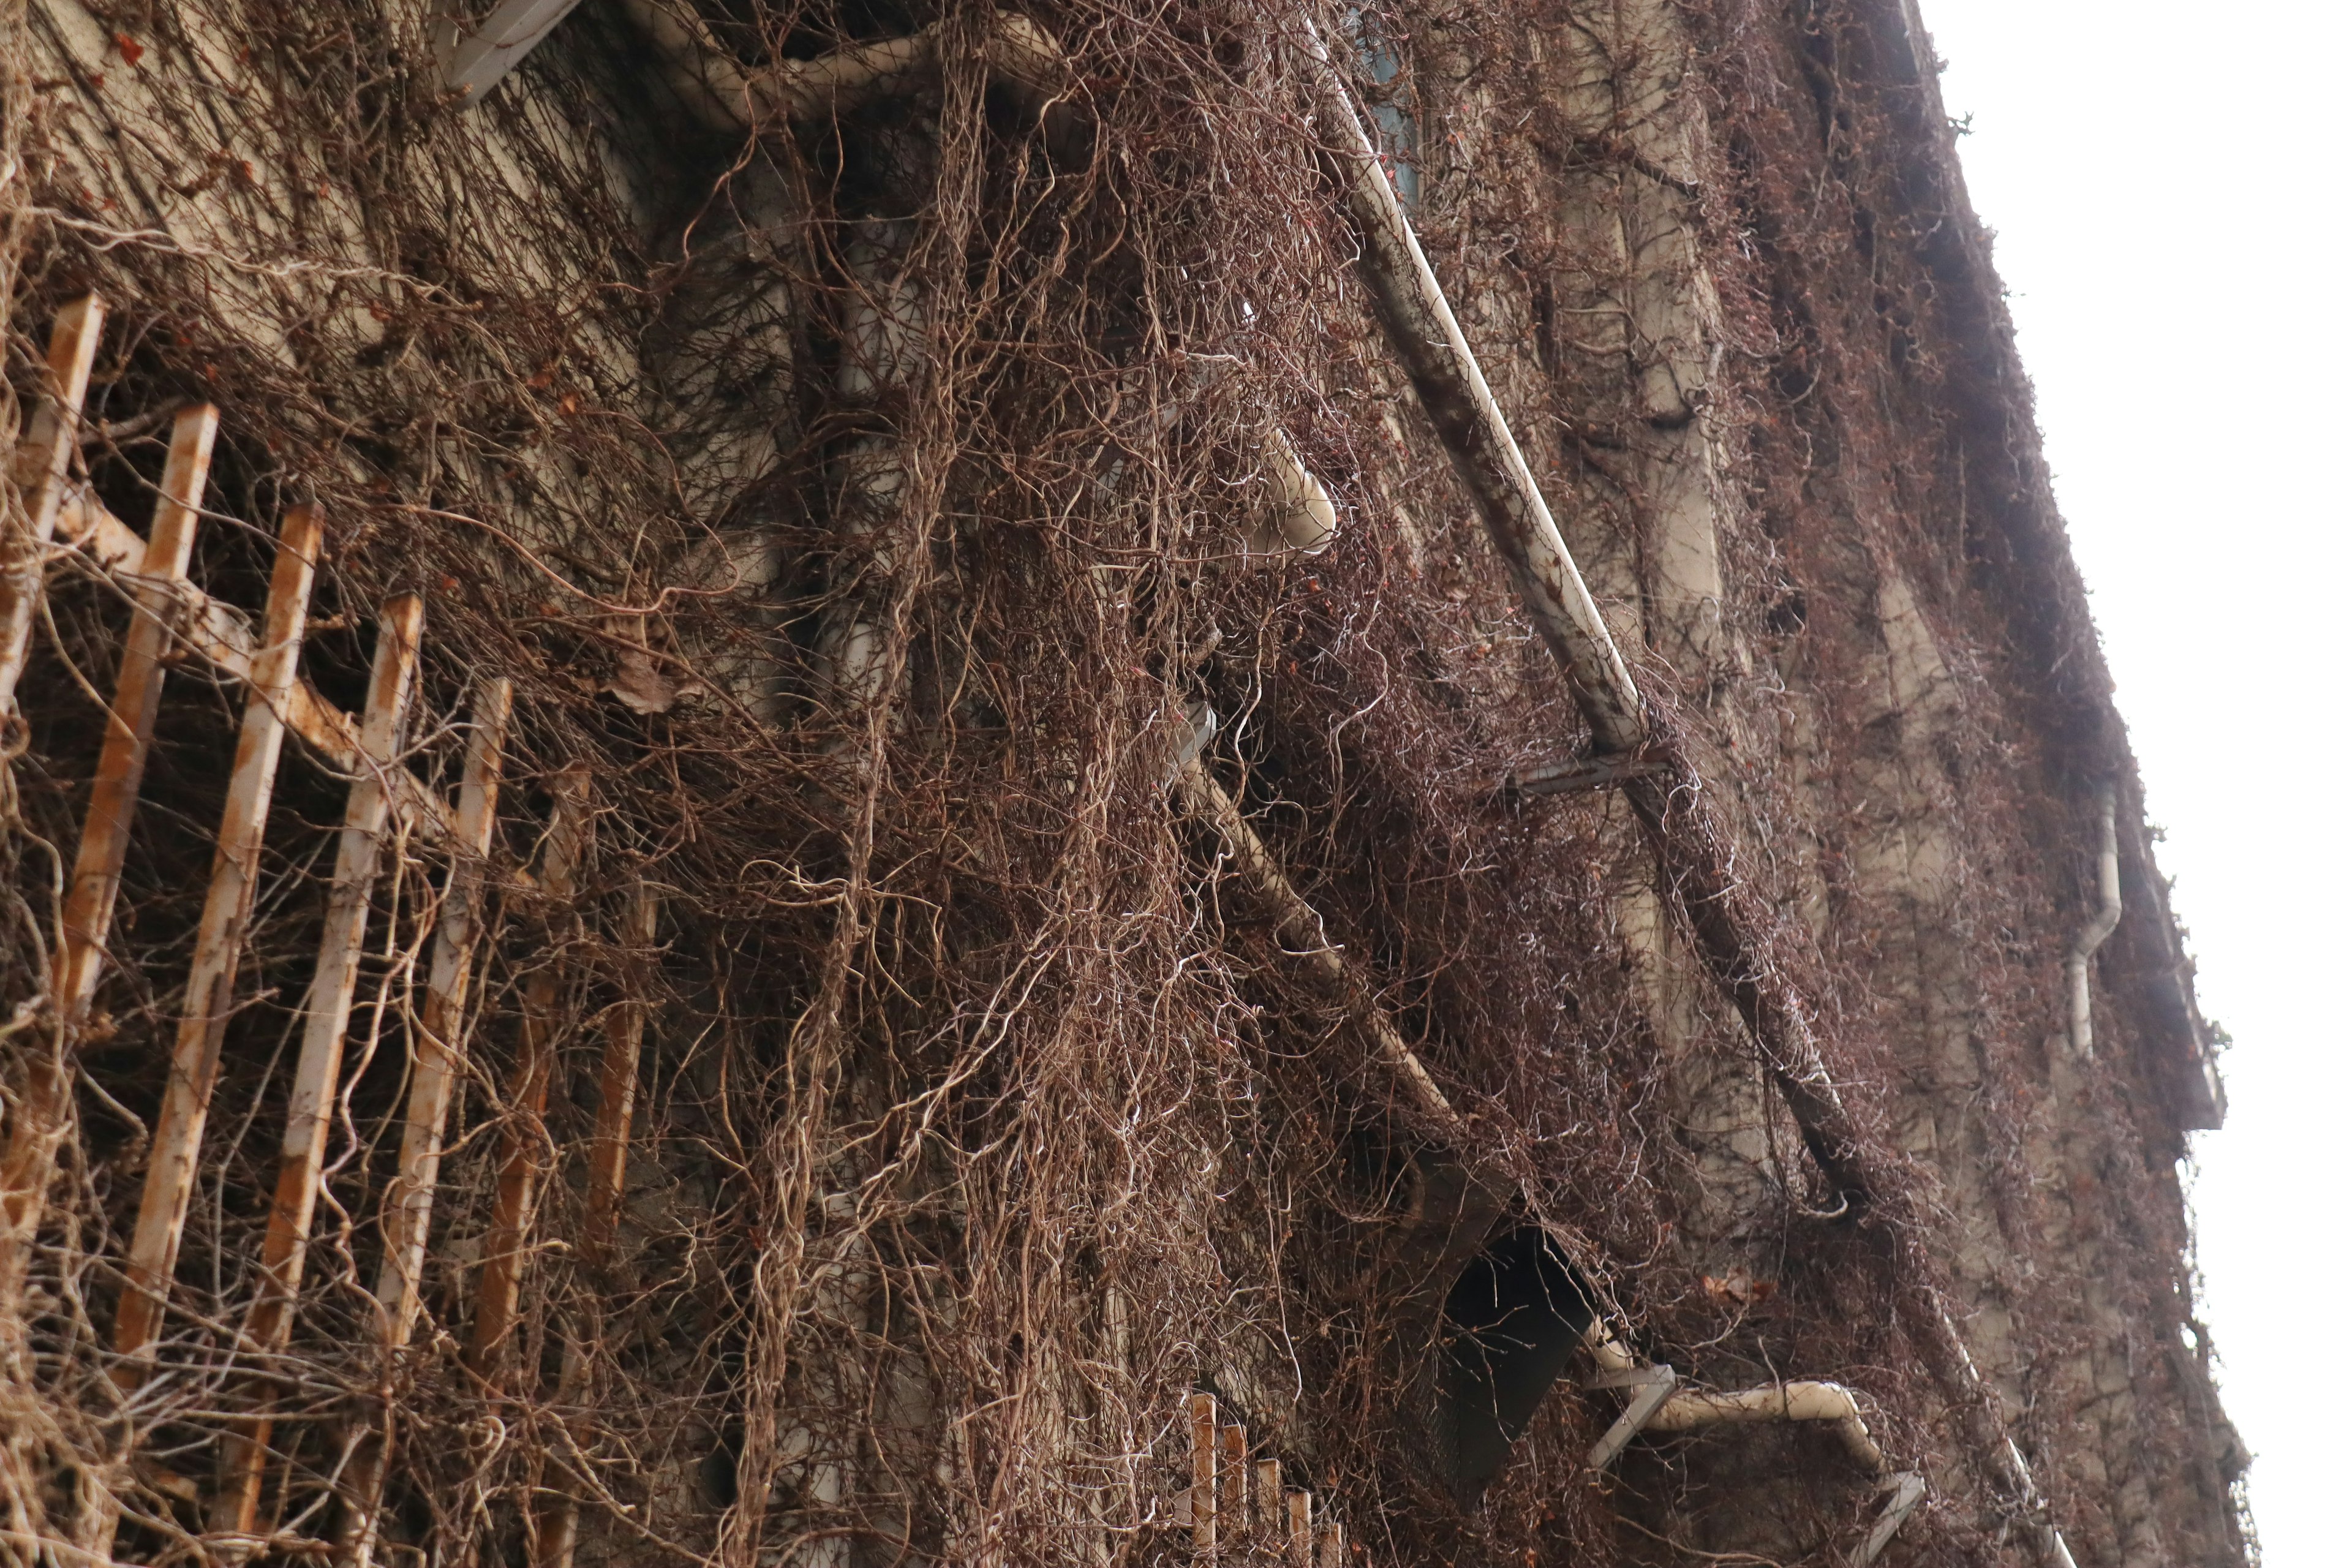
[114,32,143,67]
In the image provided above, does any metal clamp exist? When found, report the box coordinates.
[1586,1364,1678,1471]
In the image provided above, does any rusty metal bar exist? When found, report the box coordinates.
[47,406,219,1019]
[372,676,514,1344]
[58,489,465,851]
[1186,1392,1218,1556]
[1,404,218,1288]
[115,505,325,1376]
[329,677,513,1568]
[582,884,657,1259]
[1217,1425,1246,1541]
[514,877,658,1568]
[214,594,424,1539]
[467,764,590,1377]
[1284,1490,1311,1566]
[0,293,106,712]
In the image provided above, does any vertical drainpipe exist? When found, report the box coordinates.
[2065,783,2120,1061]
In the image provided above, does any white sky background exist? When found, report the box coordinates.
[1912,2,2349,1562]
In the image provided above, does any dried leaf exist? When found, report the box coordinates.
[1702,1266,1779,1308]
[607,647,701,715]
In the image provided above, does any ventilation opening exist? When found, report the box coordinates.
[1439,1227,1594,1498]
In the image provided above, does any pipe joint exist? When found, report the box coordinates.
[2065,782,2120,1060]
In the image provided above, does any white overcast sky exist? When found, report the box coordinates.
[1914,1,2348,1562]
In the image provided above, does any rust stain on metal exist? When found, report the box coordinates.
[373,675,516,1348]
[1,402,216,1282]
[467,762,591,1378]
[61,487,464,850]
[1188,1391,1218,1554]
[0,293,106,712]
[216,593,424,1538]
[115,505,325,1376]
[583,882,659,1260]
[339,676,513,1568]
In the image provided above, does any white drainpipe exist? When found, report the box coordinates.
[1583,1322,1923,1564]
[1302,26,1646,754]
[1584,1324,1885,1472]
[1645,1382,1888,1472]
[2065,782,2121,1061]
[1252,429,1340,556]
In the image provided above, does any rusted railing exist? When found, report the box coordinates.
[1183,1392,1346,1565]
[0,296,551,1561]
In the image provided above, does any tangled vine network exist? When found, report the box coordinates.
[0,2,2247,1567]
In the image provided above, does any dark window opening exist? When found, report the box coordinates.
[1439,1227,1594,1498]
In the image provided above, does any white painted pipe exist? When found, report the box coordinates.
[1643,1382,1887,1472]
[1172,755,1462,1134]
[1582,1322,1937,1562]
[1924,1308,2078,1568]
[2001,1437,2081,1568]
[2064,782,2120,1061]
[1303,26,1645,753]
[755,12,1067,123]
[622,5,1066,129]
[615,0,761,131]
[2011,802,2109,1568]
[1585,1322,1641,1378]
[435,0,587,102]
[1583,1324,1885,1472]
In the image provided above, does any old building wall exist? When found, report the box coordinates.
[0,3,2245,1567]
[1393,1,2241,1562]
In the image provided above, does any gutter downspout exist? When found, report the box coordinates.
[2065,782,2120,1061]
[1933,1308,2082,1568]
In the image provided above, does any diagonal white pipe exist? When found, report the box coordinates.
[1300,25,1646,753]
